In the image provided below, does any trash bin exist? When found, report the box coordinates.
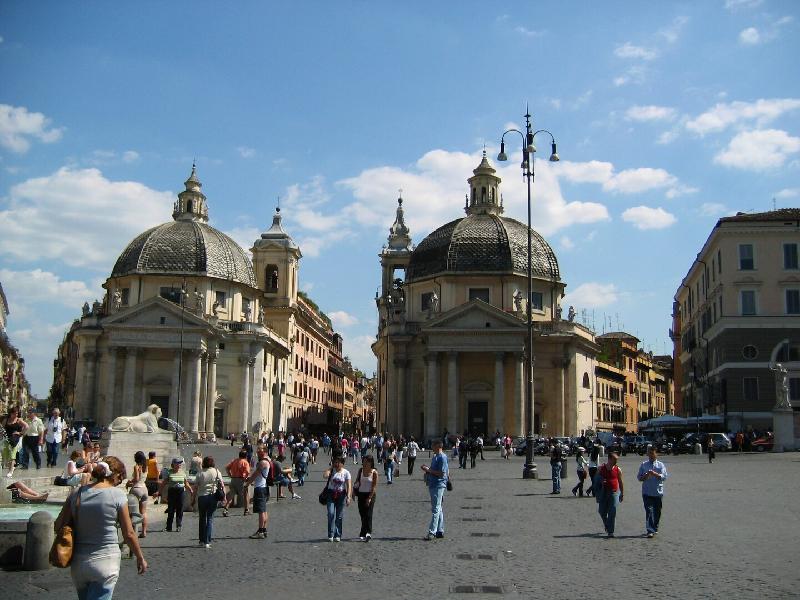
[694,443,703,455]
[560,457,568,479]
[598,445,606,458]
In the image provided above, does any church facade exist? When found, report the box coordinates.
[372,154,598,442]
[65,167,337,439]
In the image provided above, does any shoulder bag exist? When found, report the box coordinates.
[318,471,334,505]
[50,487,81,568]
[214,469,226,502]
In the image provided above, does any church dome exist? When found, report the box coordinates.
[406,213,560,282]
[110,167,258,288]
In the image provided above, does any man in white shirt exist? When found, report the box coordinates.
[45,408,64,467]
[21,408,45,469]
[406,436,420,475]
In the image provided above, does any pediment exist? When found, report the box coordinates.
[423,299,524,331]
[103,296,210,328]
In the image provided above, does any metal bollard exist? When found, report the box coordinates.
[24,511,53,571]
[694,443,703,455]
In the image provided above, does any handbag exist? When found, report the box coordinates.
[53,475,68,486]
[318,471,334,505]
[50,487,81,568]
[214,470,226,502]
[446,477,453,492]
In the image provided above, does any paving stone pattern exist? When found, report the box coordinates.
[5,447,799,598]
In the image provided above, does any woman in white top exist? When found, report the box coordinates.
[65,449,92,487]
[354,455,378,541]
[54,456,147,598]
[324,455,352,542]
[191,456,226,548]
[572,447,589,497]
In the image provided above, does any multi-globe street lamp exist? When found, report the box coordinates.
[497,108,559,479]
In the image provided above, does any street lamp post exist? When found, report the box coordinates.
[498,107,559,480]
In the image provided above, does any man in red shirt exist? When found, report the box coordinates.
[226,450,251,516]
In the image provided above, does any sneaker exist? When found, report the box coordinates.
[249,531,266,539]
[333,537,341,542]
[222,508,229,517]
[435,532,444,539]
[365,533,371,542]
[204,543,211,548]
[292,493,302,500]
[424,533,434,541]
[646,533,654,538]
[176,526,182,532]
[607,533,615,538]
[359,536,366,541]
[328,537,334,542]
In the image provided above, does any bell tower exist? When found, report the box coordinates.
[173,163,210,222]
[466,150,503,216]
[252,207,302,308]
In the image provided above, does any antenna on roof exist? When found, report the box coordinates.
[773,197,777,211]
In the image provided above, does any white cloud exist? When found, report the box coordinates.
[656,129,680,145]
[328,310,359,328]
[339,149,609,238]
[342,334,377,375]
[224,225,261,256]
[0,167,173,269]
[555,161,688,197]
[9,320,75,396]
[562,282,619,309]
[659,16,689,44]
[665,184,699,199]
[686,98,800,135]
[0,104,64,153]
[775,188,800,199]
[613,65,648,87]
[514,26,545,37]
[725,0,763,10]
[739,27,761,45]
[625,105,677,122]
[122,150,139,163]
[559,236,574,250]
[698,202,728,217]
[714,129,800,170]
[237,146,256,158]
[87,149,139,166]
[621,206,677,230]
[614,42,657,60]
[0,269,94,309]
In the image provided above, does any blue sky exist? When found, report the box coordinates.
[1,1,799,397]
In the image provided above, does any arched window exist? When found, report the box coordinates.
[186,200,193,213]
[265,265,279,293]
[582,372,590,389]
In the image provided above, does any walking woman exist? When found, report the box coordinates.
[160,457,193,532]
[596,451,624,538]
[2,406,27,478]
[571,447,589,497]
[354,455,378,541]
[55,456,147,599]
[127,451,149,538]
[324,455,352,542]
[192,456,226,548]
[383,443,396,484]
[586,443,600,497]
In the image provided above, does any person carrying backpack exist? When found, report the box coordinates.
[245,450,272,539]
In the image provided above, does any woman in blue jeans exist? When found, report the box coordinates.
[192,456,226,548]
[595,452,624,537]
[325,456,352,541]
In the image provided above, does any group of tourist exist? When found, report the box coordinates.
[1,406,75,478]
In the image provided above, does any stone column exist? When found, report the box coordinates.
[198,352,209,432]
[188,351,202,435]
[394,359,407,435]
[101,348,117,426]
[169,351,181,421]
[205,350,218,435]
[122,349,138,416]
[239,356,251,434]
[425,352,440,441]
[83,351,99,422]
[494,352,505,435]
[514,352,524,437]
[249,356,259,432]
[447,352,458,434]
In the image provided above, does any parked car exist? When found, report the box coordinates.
[705,432,732,452]
[751,436,774,452]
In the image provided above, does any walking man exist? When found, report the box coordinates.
[44,408,64,467]
[406,436,420,475]
[637,446,668,538]
[550,440,563,494]
[226,450,251,515]
[421,439,449,540]
[21,408,44,470]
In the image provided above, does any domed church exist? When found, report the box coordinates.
[373,153,598,441]
[68,167,299,439]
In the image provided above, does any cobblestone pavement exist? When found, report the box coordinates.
[5,445,799,599]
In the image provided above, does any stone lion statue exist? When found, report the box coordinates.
[109,404,166,433]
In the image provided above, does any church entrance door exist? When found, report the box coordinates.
[150,395,169,419]
[467,401,488,438]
